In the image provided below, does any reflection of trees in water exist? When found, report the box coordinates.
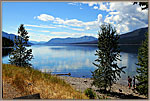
[119,45,141,53]
[2,48,12,57]
[50,45,140,53]
[2,45,139,79]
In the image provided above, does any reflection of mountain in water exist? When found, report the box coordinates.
[117,52,138,85]
[49,44,140,54]
[119,45,140,54]
[2,48,12,57]
[2,45,139,83]
[50,45,97,52]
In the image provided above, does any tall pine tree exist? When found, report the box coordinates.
[136,33,148,96]
[133,2,148,97]
[92,24,126,91]
[9,24,33,67]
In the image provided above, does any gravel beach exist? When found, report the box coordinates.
[3,75,147,99]
[58,76,147,99]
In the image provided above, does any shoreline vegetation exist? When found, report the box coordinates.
[2,64,88,99]
[2,64,147,99]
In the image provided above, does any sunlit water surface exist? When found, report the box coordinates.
[2,45,140,85]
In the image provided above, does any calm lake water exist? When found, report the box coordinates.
[2,45,140,85]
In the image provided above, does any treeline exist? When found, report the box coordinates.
[2,37,14,47]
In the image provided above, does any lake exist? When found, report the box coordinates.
[2,44,140,85]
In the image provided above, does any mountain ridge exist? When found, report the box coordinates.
[2,27,148,45]
[2,31,33,45]
[46,36,97,44]
[64,27,148,45]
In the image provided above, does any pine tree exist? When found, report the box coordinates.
[9,24,33,67]
[92,24,126,91]
[136,33,148,96]
[133,2,148,10]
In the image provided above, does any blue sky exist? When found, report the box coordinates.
[2,2,148,42]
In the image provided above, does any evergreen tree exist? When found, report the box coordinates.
[133,2,148,10]
[136,33,148,96]
[9,24,33,67]
[92,24,126,91]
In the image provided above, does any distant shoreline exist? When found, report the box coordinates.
[32,44,141,46]
[2,44,141,48]
[118,44,141,45]
[2,47,13,48]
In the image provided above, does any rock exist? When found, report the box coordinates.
[119,89,122,92]
[84,80,87,83]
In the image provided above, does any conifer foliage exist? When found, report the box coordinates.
[92,24,126,91]
[136,33,148,96]
[9,24,33,67]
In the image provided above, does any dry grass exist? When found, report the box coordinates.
[2,64,88,99]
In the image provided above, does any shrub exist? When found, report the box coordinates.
[84,88,96,99]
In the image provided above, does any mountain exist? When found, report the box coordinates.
[2,31,33,45]
[30,41,46,45]
[2,31,17,41]
[119,27,148,44]
[71,27,148,45]
[46,36,97,44]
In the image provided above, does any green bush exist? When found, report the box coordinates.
[84,88,96,99]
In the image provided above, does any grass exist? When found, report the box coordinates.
[2,64,88,99]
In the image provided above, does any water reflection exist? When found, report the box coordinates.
[2,45,139,84]
[119,45,140,54]
[2,48,12,57]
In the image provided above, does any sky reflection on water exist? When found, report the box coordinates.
[2,45,139,85]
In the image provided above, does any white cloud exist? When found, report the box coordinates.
[82,2,97,7]
[28,32,52,42]
[85,26,90,30]
[25,24,56,29]
[50,31,97,38]
[63,19,84,27]
[80,7,83,9]
[51,32,70,35]
[68,2,75,5]
[68,2,78,6]
[93,6,98,9]
[33,16,36,19]
[100,2,148,33]
[78,2,148,33]
[35,14,101,31]
[40,30,50,33]
[34,2,148,34]
[97,14,102,23]
[99,3,110,11]
[88,2,96,6]
[70,28,84,31]
[54,24,67,28]
[26,29,32,31]
[81,2,110,11]
[54,17,65,24]
[109,11,120,15]
[37,14,55,21]
[104,15,114,23]
[113,15,120,22]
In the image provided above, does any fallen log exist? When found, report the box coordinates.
[56,73,71,76]
[13,93,40,99]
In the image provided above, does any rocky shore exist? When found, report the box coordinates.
[58,76,147,99]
